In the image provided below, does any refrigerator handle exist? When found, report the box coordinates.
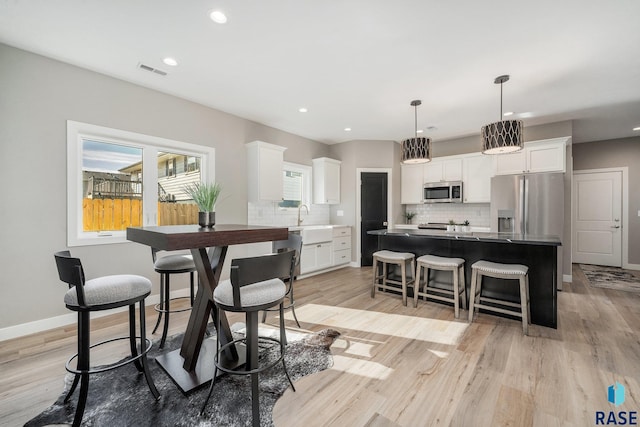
[519,176,526,235]
[523,176,529,235]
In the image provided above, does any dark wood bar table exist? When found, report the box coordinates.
[127,224,288,393]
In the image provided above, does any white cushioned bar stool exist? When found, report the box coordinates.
[201,249,296,427]
[151,248,197,348]
[468,260,531,335]
[371,250,416,307]
[414,254,467,319]
[54,251,159,427]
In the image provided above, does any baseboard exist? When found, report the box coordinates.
[0,287,190,342]
[563,274,573,283]
[623,263,640,271]
[298,263,351,280]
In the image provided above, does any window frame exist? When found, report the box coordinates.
[67,120,215,246]
[278,161,312,210]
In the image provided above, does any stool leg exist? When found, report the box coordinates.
[189,272,195,306]
[382,262,388,292]
[288,281,301,328]
[152,274,164,334]
[413,263,422,307]
[400,261,407,306]
[160,273,170,349]
[72,311,90,427]
[63,374,80,403]
[520,275,529,335]
[410,258,416,308]
[246,311,260,427]
[371,258,378,298]
[459,265,467,310]
[468,268,478,322]
[139,300,160,398]
[129,304,143,372]
[525,274,531,324]
[280,303,296,390]
[452,267,460,319]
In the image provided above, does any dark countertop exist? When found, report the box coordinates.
[368,228,561,246]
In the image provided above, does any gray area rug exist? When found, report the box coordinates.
[25,328,340,427]
[580,264,640,292]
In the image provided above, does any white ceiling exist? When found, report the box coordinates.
[1,0,640,145]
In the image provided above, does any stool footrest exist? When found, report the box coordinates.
[215,336,284,376]
[65,336,153,375]
[478,296,522,309]
[472,302,523,318]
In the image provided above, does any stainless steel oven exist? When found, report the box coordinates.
[423,181,463,203]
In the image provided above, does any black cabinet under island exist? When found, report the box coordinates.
[368,228,561,328]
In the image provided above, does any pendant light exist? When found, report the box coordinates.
[401,100,432,164]
[481,75,523,154]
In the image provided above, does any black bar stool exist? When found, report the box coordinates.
[262,232,303,327]
[54,251,160,427]
[151,248,197,348]
[200,250,297,427]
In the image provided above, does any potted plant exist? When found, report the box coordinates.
[405,211,417,224]
[462,220,471,232]
[183,182,222,228]
[447,219,456,232]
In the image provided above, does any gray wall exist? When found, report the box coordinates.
[328,140,403,261]
[573,136,640,264]
[0,44,330,330]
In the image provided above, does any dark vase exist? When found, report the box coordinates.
[198,211,215,228]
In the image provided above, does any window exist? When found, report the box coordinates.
[278,162,311,209]
[67,121,215,246]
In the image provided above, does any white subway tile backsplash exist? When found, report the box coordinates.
[248,201,330,227]
[405,203,491,227]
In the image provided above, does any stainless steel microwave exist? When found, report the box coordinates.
[423,181,463,203]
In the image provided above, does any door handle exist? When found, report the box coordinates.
[382,221,388,226]
[611,225,620,229]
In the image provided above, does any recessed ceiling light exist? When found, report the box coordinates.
[298,107,308,113]
[633,126,640,131]
[503,111,514,116]
[209,10,228,24]
[416,129,424,134]
[344,127,351,132]
[162,57,178,66]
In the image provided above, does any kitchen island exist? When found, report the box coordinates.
[368,228,561,328]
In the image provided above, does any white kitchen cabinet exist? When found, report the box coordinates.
[423,158,463,183]
[401,164,424,204]
[494,137,568,175]
[332,226,351,266]
[312,157,341,204]
[300,242,332,274]
[246,141,287,202]
[462,154,493,203]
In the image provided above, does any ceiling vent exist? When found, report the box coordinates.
[137,63,168,76]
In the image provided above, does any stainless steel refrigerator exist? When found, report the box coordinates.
[490,172,564,289]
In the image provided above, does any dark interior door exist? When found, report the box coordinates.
[361,172,388,266]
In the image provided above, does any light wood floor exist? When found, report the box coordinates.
[2,264,639,426]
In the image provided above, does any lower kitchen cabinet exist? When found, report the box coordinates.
[332,226,351,266]
[300,242,332,274]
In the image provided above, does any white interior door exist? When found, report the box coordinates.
[572,171,622,266]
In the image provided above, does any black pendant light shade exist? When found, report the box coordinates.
[401,100,432,164]
[482,75,523,154]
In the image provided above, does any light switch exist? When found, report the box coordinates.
[337,210,344,217]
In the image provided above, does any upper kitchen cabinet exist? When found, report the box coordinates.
[246,141,287,202]
[401,164,424,204]
[462,153,493,203]
[494,137,569,175]
[423,158,463,183]
[312,157,341,204]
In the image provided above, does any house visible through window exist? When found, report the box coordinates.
[68,121,214,246]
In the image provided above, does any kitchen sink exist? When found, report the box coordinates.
[300,225,333,244]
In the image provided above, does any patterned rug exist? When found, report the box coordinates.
[25,327,340,427]
[580,264,640,292]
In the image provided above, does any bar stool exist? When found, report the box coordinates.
[54,251,159,427]
[371,250,416,307]
[468,260,530,335]
[151,248,197,348]
[200,249,296,427]
[414,254,467,319]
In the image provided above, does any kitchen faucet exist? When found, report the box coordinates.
[297,204,309,226]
